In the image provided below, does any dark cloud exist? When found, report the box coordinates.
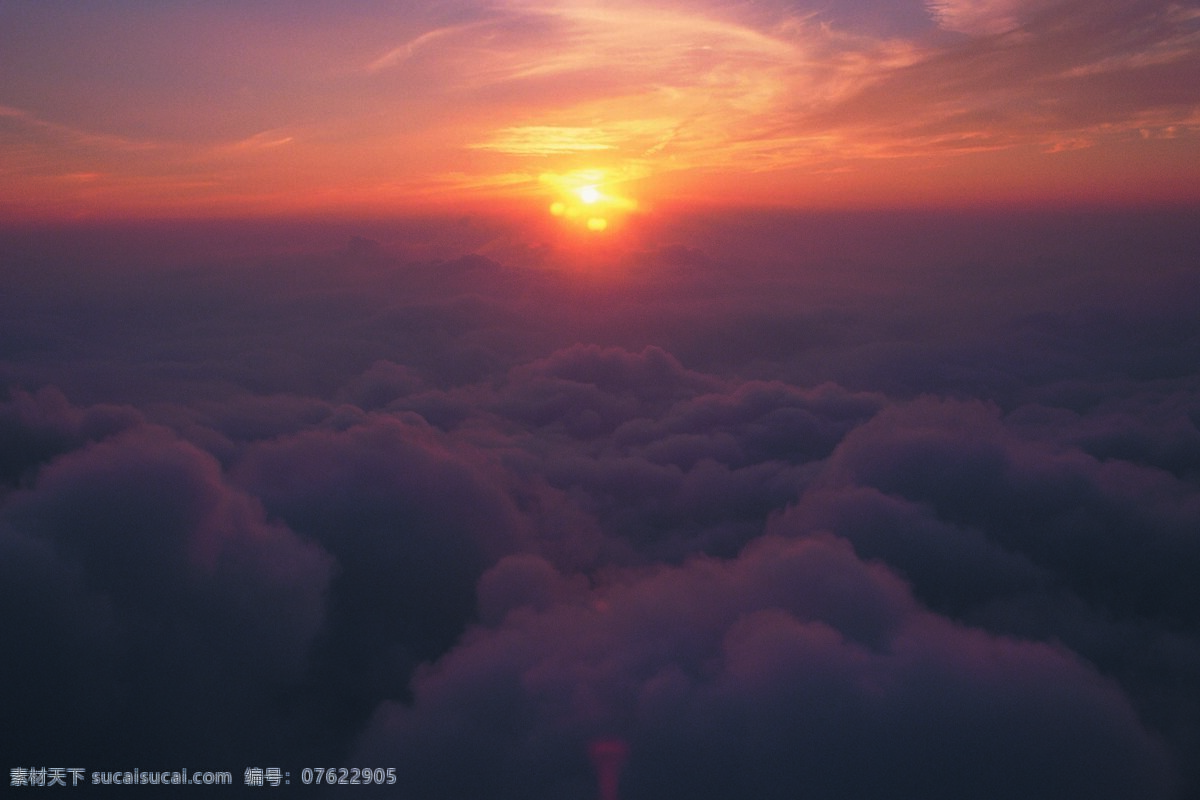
[2,208,1199,795]
[2,420,331,764]
[806,396,1200,626]
[356,535,1174,799]
[774,395,1200,794]
[0,386,141,488]
[336,359,426,411]
[495,344,720,436]
[231,414,531,743]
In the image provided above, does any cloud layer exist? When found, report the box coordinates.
[2,207,1199,795]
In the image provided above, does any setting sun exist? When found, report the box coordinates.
[541,169,638,233]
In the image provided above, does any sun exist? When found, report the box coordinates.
[541,169,637,234]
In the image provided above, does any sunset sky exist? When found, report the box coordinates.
[3,0,1199,219]
[4,4,1200,799]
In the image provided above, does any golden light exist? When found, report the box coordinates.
[540,169,638,234]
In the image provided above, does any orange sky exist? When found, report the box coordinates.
[2,0,1198,220]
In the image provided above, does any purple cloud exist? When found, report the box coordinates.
[2,208,1198,794]
[356,534,1174,798]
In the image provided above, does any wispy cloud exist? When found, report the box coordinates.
[470,126,618,155]
[0,104,159,151]
[2,0,1197,214]
[221,130,296,152]
[366,23,487,73]
[382,0,1199,187]
[924,0,1032,35]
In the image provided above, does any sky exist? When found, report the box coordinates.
[3,2,1200,799]
[2,0,1200,218]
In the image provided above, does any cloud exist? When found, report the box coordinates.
[395,0,1200,186]
[355,534,1175,799]
[366,23,487,73]
[805,395,1200,627]
[925,0,1031,35]
[1,419,332,762]
[2,209,1199,793]
[231,414,533,737]
[4,1,1197,214]
[0,103,157,151]
[771,394,1200,790]
[495,344,719,432]
[471,126,620,155]
[814,0,1200,158]
[0,386,141,488]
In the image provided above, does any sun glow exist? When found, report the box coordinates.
[542,169,638,233]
